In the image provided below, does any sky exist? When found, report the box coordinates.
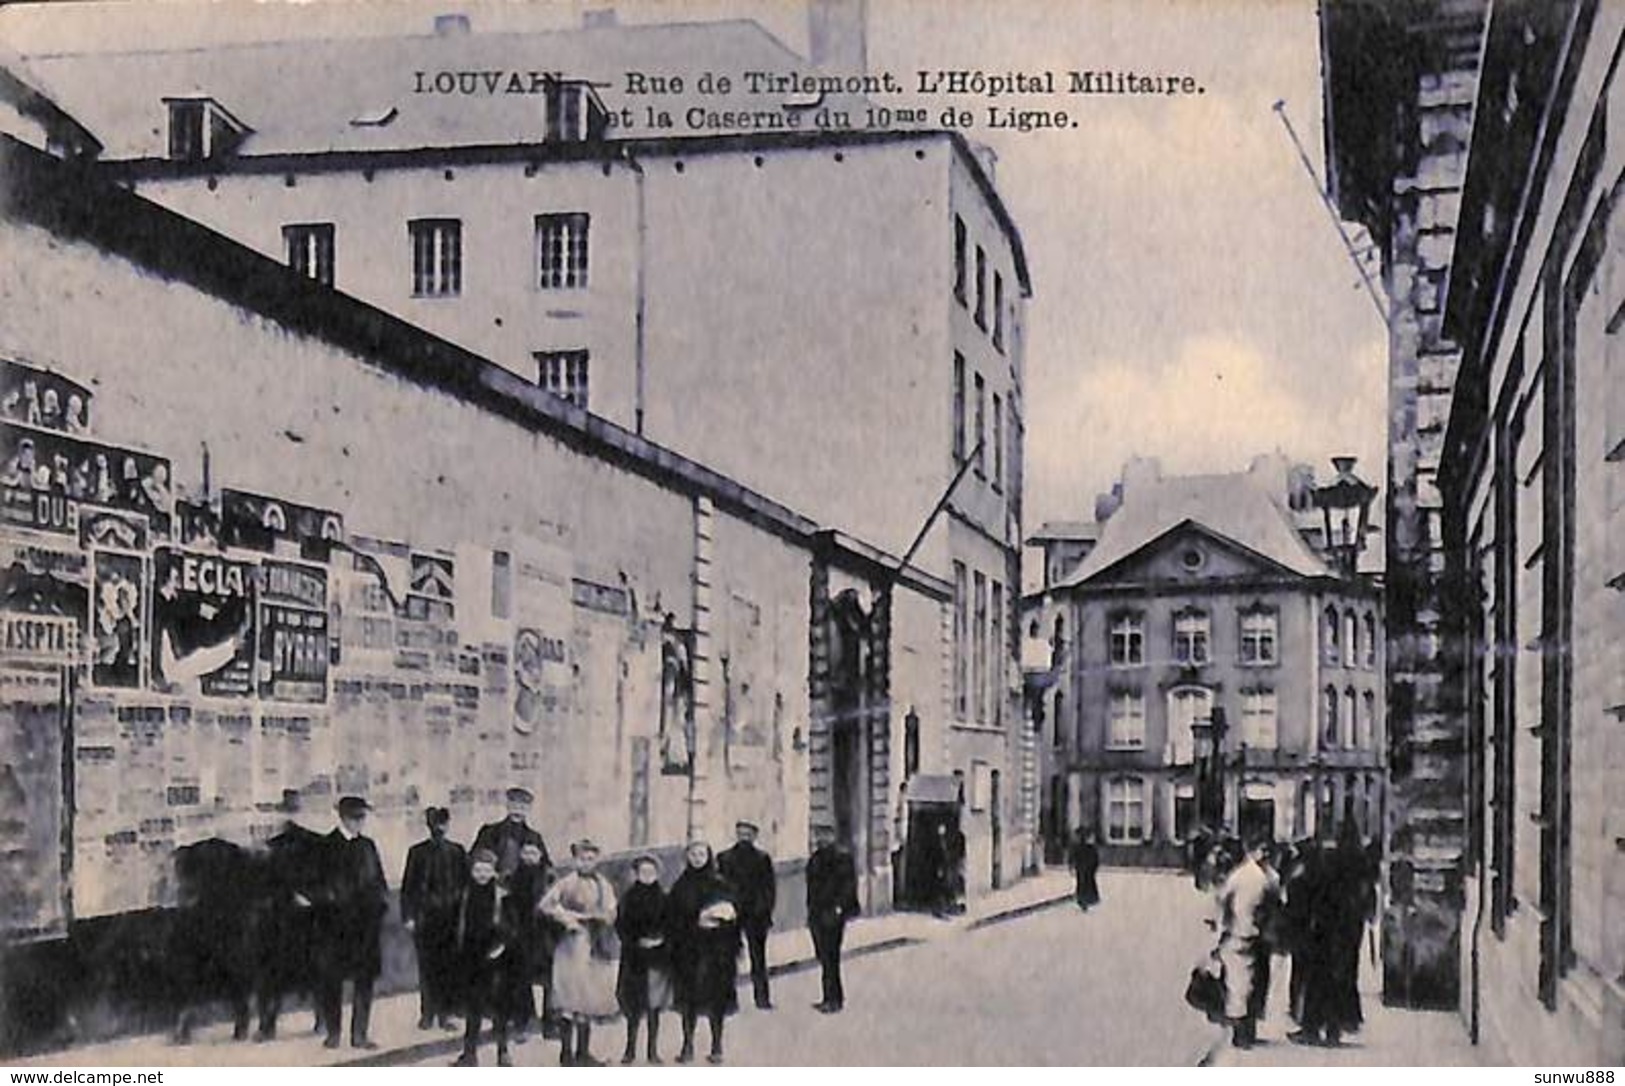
[0,0,1388,544]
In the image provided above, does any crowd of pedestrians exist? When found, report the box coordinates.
[168,788,863,1067]
[1190,822,1380,1051]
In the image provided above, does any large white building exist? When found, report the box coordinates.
[17,4,1036,895]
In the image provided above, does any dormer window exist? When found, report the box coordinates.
[165,97,249,162]
[545,80,609,143]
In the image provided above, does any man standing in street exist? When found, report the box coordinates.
[805,824,859,1014]
[1216,827,1280,1050]
[474,787,551,881]
[317,795,388,1050]
[402,806,467,1031]
[717,819,776,1010]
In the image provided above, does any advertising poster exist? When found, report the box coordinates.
[0,666,67,942]
[149,547,256,697]
[508,536,573,736]
[257,559,329,703]
[0,423,172,537]
[90,550,143,689]
[219,488,343,559]
[0,357,92,434]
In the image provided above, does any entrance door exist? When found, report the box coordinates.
[902,803,960,909]
[831,719,866,859]
[1239,797,1275,845]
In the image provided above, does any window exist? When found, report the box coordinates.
[535,349,589,409]
[1173,609,1210,665]
[1342,687,1358,748]
[993,271,1006,350]
[1167,687,1210,764]
[409,218,462,297]
[953,561,967,720]
[1007,398,1019,497]
[545,81,598,142]
[491,549,512,619]
[904,710,921,777]
[1344,609,1359,668]
[1239,608,1278,665]
[992,392,1004,492]
[973,373,986,477]
[1359,690,1376,749]
[990,580,1004,727]
[1174,785,1197,842]
[953,216,968,304]
[1109,612,1144,667]
[973,571,987,723]
[1107,689,1146,749]
[1242,688,1278,749]
[1323,606,1341,666]
[168,100,205,160]
[1051,689,1065,750]
[284,223,335,286]
[974,245,988,330]
[1323,685,1339,748]
[1104,776,1146,843]
[952,353,966,465]
[535,212,590,289]
[1362,613,1377,669]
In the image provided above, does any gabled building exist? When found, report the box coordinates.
[1026,455,1384,865]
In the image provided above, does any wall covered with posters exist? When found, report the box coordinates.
[0,182,954,937]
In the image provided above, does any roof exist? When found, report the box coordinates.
[0,46,101,156]
[1055,470,1335,587]
[17,19,1031,294]
[1026,520,1098,544]
[17,20,871,159]
[0,132,950,602]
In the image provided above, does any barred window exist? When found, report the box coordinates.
[536,212,590,289]
[284,223,335,287]
[535,349,589,409]
[409,218,462,297]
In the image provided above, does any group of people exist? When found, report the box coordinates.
[175,786,865,1066]
[1200,822,1380,1050]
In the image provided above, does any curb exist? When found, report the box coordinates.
[346,892,1069,1067]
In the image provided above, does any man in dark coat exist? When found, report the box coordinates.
[1069,827,1101,911]
[473,787,551,881]
[315,795,388,1050]
[170,838,256,1044]
[402,806,467,1031]
[717,820,776,1009]
[805,825,860,1014]
[253,820,328,1041]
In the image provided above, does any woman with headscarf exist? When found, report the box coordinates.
[615,854,674,1064]
[665,839,741,1064]
[538,839,619,1066]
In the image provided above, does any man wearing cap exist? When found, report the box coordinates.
[717,820,776,1010]
[316,796,388,1049]
[805,824,859,1014]
[474,787,552,881]
[402,806,467,1031]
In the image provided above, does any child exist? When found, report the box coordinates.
[452,849,515,1067]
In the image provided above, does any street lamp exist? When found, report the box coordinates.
[1191,706,1229,833]
[1312,456,1378,576]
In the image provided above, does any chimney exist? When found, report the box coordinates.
[434,13,471,35]
[808,0,867,73]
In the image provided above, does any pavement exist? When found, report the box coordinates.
[11,867,1082,1068]
[1200,927,1485,1068]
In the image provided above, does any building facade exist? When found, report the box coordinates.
[1324,0,1625,1064]
[1320,0,1488,1013]
[21,9,1036,894]
[1024,456,1385,867]
[0,123,964,1048]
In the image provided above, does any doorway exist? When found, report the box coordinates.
[901,801,961,910]
[990,768,1003,889]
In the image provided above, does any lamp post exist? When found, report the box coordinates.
[1312,456,1378,576]
[1192,706,1229,833]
